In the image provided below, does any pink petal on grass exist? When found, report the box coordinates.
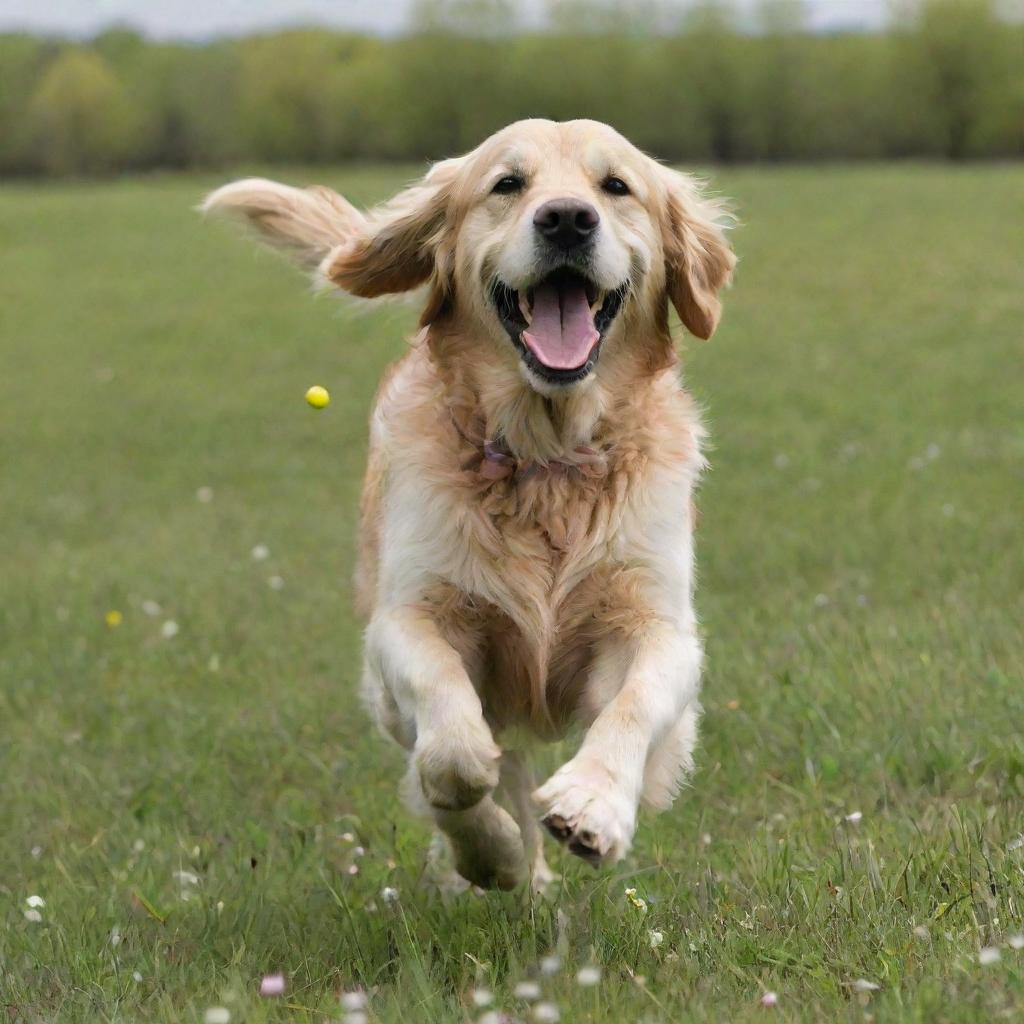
[259,973,286,997]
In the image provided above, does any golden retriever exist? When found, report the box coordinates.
[204,118,735,891]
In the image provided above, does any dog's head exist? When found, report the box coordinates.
[204,119,734,392]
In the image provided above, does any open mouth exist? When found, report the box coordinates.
[491,268,627,385]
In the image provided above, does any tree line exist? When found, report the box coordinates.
[1,0,1021,177]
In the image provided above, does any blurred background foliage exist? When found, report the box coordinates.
[1,0,1021,177]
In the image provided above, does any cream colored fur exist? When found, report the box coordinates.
[204,118,735,890]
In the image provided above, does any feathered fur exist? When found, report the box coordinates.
[204,119,734,890]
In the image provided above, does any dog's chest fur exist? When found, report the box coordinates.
[423,445,651,729]
[365,347,700,730]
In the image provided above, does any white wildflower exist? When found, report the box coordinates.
[196,486,214,504]
[1008,935,1024,950]
[648,929,664,949]
[576,966,601,987]
[539,954,562,975]
[26,895,45,908]
[514,980,541,1001]
[204,1009,230,1024]
[381,886,399,904]
[132,971,143,983]
[141,599,162,617]
[174,869,199,886]
[340,991,367,1011]
[1007,834,1024,852]
[160,620,179,639]
[24,909,43,923]
[251,544,269,561]
[845,811,863,824]
[472,988,493,1007]
[979,947,1001,966]
[109,926,122,948]
[852,979,880,992]
[532,1003,560,1023]
[760,991,778,1007]
[267,575,285,591]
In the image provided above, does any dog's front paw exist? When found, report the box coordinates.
[533,760,637,866]
[415,720,501,811]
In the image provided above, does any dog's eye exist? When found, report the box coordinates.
[602,176,630,197]
[492,175,524,195]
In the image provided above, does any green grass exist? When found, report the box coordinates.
[2,163,1023,1023]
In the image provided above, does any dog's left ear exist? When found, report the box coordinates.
[659,168,736,340]
[324,157,463,324]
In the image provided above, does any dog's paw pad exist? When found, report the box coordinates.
[533,762,636,867]
[567,836,602,866]
[542,813,573,842]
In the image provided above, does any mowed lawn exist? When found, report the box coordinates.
[2,163,1023,1024]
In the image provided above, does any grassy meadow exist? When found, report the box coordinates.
[2,163,1023,1022]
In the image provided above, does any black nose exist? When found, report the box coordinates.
[533,198,600,248]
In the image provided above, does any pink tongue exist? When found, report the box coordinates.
[522,279,599,370]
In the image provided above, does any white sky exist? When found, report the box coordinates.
[0,0,892,38]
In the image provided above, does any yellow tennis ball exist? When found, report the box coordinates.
[305,385,330,409]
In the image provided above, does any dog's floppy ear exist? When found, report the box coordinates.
[323,157,462,324]
[659,168,736,340]
[201,178,367,270]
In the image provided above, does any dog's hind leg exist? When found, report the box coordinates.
[403,761,526,891]
[499,750,558,895]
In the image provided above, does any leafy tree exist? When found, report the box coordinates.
[25,48,142,174]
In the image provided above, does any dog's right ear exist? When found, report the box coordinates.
[201,178,367,271]
[323,157,463,323]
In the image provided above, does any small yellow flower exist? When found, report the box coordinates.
[105,610,123,628]
[625,887,647,912]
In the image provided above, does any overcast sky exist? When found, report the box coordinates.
[0,0,893,38]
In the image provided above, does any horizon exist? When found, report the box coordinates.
[0,0,893,40]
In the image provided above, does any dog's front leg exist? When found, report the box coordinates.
[366,605,501,810]
[366,606,526,889]
[533,621,702,865]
